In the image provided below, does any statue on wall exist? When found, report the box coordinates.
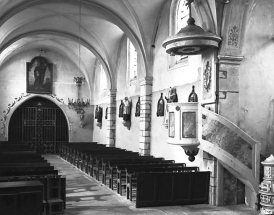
[119,100,124,118]
[105,107,108,119]
[188,85,198,102]
[95,105,103,127]
[122,97,131,130]
[123,97,131,122]
[135,97,140,117]
[95,105,98,119]
[163,87,178,128]
[97,107,102,123]
[165,87,178,103]
[157,93,165,117]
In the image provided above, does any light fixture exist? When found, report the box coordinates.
[162,0,221,56]
[67,0,90,114]
[68,77,90,114]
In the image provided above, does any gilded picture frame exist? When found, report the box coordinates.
[26,56,53,94]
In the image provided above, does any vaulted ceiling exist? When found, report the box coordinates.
[0,0,167,88]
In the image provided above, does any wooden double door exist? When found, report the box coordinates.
[8,97,68,154]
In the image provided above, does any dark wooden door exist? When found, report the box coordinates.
[8,97,68,154]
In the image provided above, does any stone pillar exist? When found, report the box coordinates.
[139,77,153,155]
[106,89,117,147]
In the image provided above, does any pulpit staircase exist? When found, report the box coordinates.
[199,107,261,207]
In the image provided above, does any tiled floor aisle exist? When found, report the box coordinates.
[43,155,261,215]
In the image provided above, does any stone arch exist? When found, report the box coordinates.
[4,94,71,141]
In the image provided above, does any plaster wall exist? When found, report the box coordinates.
[112,36,144,151]
[240,1,274,157]
[0,50,92,142]
[150,4,203,166]
[92,103,108,145]
[92,60,108,105]
[116,37,142,100]
[91,34,144,149]
[115,95,140,152]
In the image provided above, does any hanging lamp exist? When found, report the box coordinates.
[68,0,90,114]
[162,0,221,56]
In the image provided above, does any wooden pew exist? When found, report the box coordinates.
[85,150,139,177]
[0,169,58,177]
[104,158,172,188]
[59,142,98,158]
[0,158,47,163]
[0,175,66,213]
[60,142,100,162]
[0,145,66,214]
[135,171,210,208]
[0,180,44,215]
[116,164,187,196]
[92,152,145,180]
[0,163,51,167]
[126,166,199,201]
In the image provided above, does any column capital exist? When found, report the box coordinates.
[107,89,117,96]
[218,55,244,65]
[140,77,153,86]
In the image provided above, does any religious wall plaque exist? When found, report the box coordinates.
[201,51,215,103]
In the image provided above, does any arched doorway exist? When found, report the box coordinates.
[8,97,69,154]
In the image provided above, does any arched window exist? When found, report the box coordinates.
[99,62,107,91]
[176,0,189,63]
[177,0,189,31]
[127,38,137,82]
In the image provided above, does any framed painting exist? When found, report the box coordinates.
[26,56,53,94]
[182,112,196,138]
[201,52,215,103]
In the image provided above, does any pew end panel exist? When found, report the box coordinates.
[136,172,210,208]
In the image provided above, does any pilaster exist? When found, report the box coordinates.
[216,55,244,206]
[217,55,244,125]
[203,152,218,206]
[106,89,117,147]
[139,77,153,155]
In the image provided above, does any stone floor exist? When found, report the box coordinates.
[43,155,261,215]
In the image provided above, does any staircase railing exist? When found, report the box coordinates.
[199,107,261,193]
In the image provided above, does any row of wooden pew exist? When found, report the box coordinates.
[0,142,65,215]
[60,142,210,208]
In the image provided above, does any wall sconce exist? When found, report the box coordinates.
[167,102,201,162]
[68,77,90,114]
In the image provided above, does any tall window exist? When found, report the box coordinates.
[176,0,189,63]
[99,62,107,91]
[177,0,189,31]
[127,39,137,82]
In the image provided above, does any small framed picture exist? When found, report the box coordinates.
[26,56,53,94]
[201,52,215,103]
